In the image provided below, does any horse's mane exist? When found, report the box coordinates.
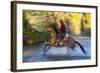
[48,24,59,34]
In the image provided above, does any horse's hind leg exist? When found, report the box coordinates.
[74,40,86,54]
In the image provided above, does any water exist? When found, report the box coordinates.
[23,37,91,62]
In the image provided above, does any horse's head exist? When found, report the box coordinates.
[47,27,53,33]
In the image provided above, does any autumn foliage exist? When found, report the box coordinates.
[23,10,91,45]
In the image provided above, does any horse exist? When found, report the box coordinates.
[43,20,86,55]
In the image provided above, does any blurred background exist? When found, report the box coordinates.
[23,10,91,62]
[23,10,91,45]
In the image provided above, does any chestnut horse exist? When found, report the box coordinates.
[43,20,86,55]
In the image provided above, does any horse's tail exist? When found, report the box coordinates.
[74,40,86,54]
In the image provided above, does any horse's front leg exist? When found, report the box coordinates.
[43,43,51,55]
